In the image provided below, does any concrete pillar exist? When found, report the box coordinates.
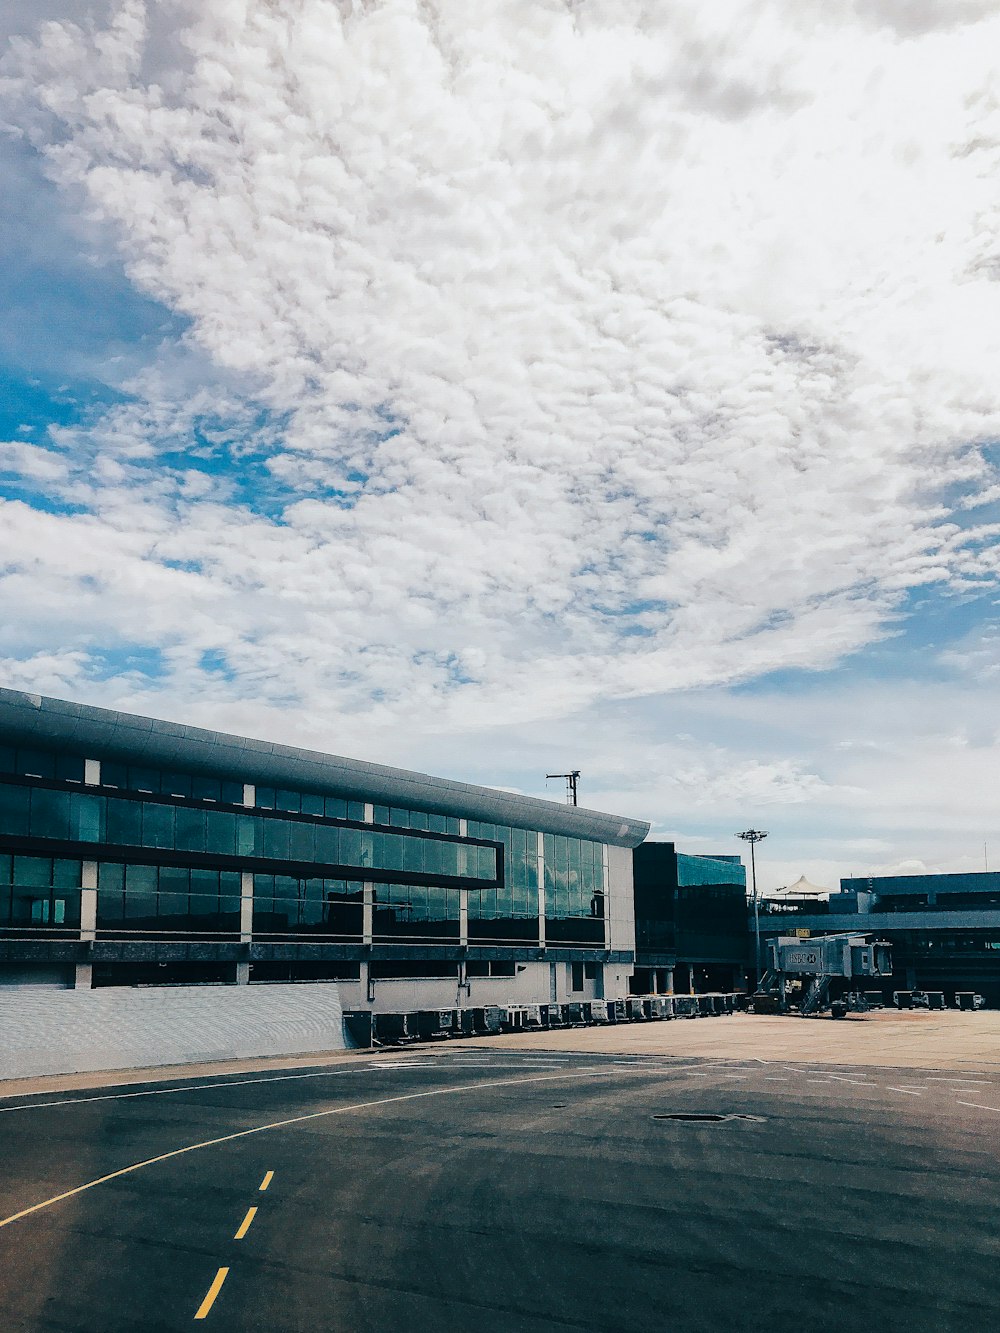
[76,860,98,989]
[363,884,374,945]
[459,888,468,947]
[664,966,675,995]
[238,870,254,985]
[602,843,610,949]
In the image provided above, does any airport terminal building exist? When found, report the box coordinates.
[0,689,650,1014]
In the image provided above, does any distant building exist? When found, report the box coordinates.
[631,843,748,994]
[760,870,1000,1003]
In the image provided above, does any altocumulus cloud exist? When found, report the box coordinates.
[2,0,1000,740]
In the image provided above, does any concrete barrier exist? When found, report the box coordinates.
[0,982,345,1079]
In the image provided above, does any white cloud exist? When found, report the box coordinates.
[1,0,1000,775]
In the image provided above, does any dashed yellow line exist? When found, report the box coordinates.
[0,1070,606,1231]
[234,1206,257,1240]
[194,1267,229,1320]
[259,1170,274,1192]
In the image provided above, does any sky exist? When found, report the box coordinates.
[2,0,1000,892]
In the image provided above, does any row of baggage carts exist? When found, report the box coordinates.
[344,992,741,1047]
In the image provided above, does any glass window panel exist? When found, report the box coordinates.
[256,786,276,810]
[163,771,191,798]
[125,863,158,893]
[96,890,124,923]
[98,862,124,892]
[0,853,10,882]
[426,813,446,833]
[402,837,423,874]
[158,864,189,894]
[101,761,126,789]
[262,817,290,860]
[174,805,206,853]
[220,870,241,898]
[346,800,365,821]
[18,749,56,779]
[313,823,341,865]
[29,788,71,840]
[0,745,14,774]
[52,859,82,889]
[389,808,409,827]
[192,774,222,802]
[69,793,103,842]
[202,809,234,856]
[14,856,51,887]
[339,827,361,866]
[221,780,244,805]
[142,802,174,849]
[324,796,348,820]
[288,821,315,862]
[56,753,85,783]
[0,784,30,835]
[106,798,141,845]
[274,874,297,899]
[276,789,300,813]
[124,892,157,921]
[129,767,159,794]
[301,792,324,817]
[236,814,259,857]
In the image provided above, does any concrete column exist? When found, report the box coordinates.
[238,870,254,985]
[664,966,675,995]
[537,831,546,948]
[363,884,374,945]
[602,843,610,949]
[76,860,98,989]
[459,889,468,946]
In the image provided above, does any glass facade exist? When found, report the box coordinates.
[0,853,82,937]
[543,832,606,945]
[0,739,615,959]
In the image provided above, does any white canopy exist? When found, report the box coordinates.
[769,874,830,898]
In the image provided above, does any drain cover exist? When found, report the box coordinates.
[653,1113,766,1123]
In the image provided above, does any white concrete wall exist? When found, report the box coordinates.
[0,982,345,1080]
[607,843,637,957]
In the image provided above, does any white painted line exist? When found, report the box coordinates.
[763,1077,789,1082]
[0,1068,615,1232]
[887,1087,924,1096]
[0,1067,368,1114]
[957,1100,1000,1111]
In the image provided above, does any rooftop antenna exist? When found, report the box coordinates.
[546,770,581,806]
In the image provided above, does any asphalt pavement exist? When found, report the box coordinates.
[2,1049,999,1332]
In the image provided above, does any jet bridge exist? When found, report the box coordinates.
[755,934,893,1017]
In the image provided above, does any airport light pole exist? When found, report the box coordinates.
[736,828,768,988]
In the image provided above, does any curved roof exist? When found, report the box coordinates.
[0,688,650,848]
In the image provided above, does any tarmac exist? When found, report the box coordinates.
[4,1012,1000,1330]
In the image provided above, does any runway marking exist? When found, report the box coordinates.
[826,1074,872,1084]
[957,1100,1000,1112]
[234,1206,257,1239]
[763,1076,789,1082]
[887,1086,924,1096]
[259,1171,273,1192]
[194,1267,229,1320]
[0,1068,613,1232]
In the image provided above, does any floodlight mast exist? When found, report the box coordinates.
[546,771,581,806]
[736,828,769,987]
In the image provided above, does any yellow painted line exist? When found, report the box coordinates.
[0,1070,608,1231]
[234,1206,257,1240]
[194,1267,229,1320]
[259,1171,274,1192]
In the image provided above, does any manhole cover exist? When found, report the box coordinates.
[652,1113,766,1123]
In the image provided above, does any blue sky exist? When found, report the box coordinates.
[3,0,1000,891]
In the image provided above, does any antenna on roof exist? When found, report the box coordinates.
[546,770,581,806]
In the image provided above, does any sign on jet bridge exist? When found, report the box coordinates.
[782,947,821,970]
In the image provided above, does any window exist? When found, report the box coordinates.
[571,962,585,992]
